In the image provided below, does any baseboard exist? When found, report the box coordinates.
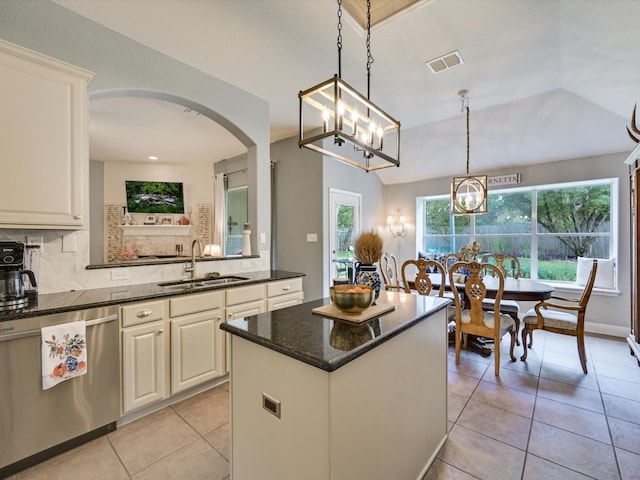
[584,322,628,338]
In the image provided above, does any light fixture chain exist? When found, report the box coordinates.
[337,0,343,77]
[366,0,374,99]
[466,104,470,175]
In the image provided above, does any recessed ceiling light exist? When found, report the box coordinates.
[426,50,464,74]
[148,155,158,160]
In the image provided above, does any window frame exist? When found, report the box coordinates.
[416,177,619,290]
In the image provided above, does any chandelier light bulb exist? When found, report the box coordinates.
[322,108,330,133]
[337,102,345,130]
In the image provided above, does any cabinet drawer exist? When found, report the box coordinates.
[170,291,223,317]
[226,284,265,306]
[267,292,303,311]
[267,278,302,298]
[121,300,165,327]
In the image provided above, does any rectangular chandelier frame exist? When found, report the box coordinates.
[299,75,401,171]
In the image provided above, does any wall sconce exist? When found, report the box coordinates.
[387,213,406,237]
[203,244,222,257]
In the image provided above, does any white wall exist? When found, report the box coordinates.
[104,161,213,208]
[0,1,271,293]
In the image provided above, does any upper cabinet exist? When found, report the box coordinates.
[0,39,94,229]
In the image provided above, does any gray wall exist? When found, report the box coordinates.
[271,136,385,302]
[271,137,323,300]
[383,152,630,334]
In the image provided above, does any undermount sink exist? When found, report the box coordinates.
[158,275,249,289]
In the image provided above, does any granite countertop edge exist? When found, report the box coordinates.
[0,270,304,321]
[221,297,452,372]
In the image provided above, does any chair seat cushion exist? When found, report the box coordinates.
[522,308,578,330]
[482,298,520,314]
[460,310,514,330]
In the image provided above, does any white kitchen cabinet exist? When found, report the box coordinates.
[170,291,224,394]
[121,300,167,414]
[0,39,94,228]
[225,284,266,320]
[266,278,303,311]
[224,284,266,373]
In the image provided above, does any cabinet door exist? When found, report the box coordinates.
[171,309,223,394]
[226,300,265,321]
[224,300,266,374]
[122,321,166,413]
[0,40,93,228]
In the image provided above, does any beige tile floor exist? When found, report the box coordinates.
[7,331,640,480]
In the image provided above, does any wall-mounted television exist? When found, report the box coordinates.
[125,180,185,214]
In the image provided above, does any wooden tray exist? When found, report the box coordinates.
[312,302,395,324]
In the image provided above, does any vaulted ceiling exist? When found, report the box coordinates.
[56,0,640,184]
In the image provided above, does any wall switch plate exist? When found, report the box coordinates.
[111,269,129,281]
[306,233,318,242]
[260,232,266,243]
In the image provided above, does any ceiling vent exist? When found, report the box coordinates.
[426,50,464,74]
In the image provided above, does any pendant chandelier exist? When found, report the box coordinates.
[450,90,488,215]
[298,0,400,171]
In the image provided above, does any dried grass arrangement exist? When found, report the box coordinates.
[354,230,383,264]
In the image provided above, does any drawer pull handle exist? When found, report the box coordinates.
[157,329,163,335]
[137,309,153,318]
[282,286,290,291]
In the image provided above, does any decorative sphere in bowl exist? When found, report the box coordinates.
[330,284,375,314]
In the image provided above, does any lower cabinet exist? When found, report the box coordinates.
[120,291,224,414]
[170,291,224,394]
[121,300,167,414]
[267,278,304,311]
[120,279,304,414]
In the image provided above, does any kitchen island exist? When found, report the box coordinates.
[221,291,451,480]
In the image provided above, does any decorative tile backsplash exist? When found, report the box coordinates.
[105,204,212,262]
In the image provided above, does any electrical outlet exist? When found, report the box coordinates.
[111,269,129,281]
[62,233,77,253]
[26,235,43,252]
[306,233,318,242]
[241,260,250,268]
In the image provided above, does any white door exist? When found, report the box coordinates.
[329,189,361,283]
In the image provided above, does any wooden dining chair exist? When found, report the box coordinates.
[520,259,597,374]
[443,253,460,273]
[400,258,445,297]
[380,252,404,291]
[481,253,523,345]
[449,261,516,376]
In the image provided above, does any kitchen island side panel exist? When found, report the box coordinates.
[229,335,331,480]
[228,307,448,480]
[329,308,448,479]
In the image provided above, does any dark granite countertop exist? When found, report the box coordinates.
[0,270,304,321]
[221,291,451,372]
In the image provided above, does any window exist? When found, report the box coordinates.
[225,186,248,256]
[418,178,617,285]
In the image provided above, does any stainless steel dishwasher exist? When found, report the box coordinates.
[0,306,120,477]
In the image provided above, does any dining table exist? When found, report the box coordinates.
[429,276,555,356]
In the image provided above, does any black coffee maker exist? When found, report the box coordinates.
[0,241,37,310]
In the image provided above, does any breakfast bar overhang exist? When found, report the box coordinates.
[221,291,451,480]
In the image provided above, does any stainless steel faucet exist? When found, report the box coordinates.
[185,239,203,279]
